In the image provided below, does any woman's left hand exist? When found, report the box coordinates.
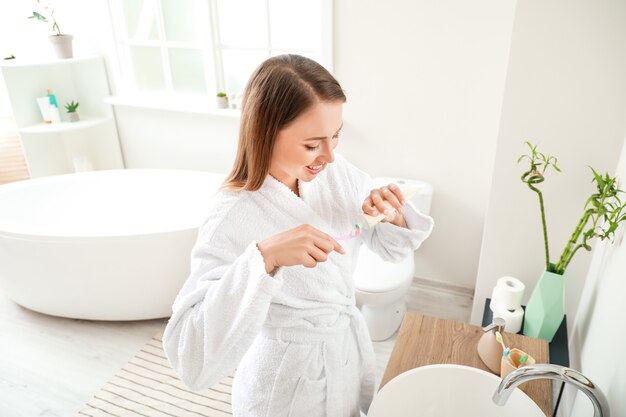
[362,183,407,228]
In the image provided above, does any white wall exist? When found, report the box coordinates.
[563,137,626,417]
[0,70,10,118]
[113,106,239,172]
[334,0,516,288]
[471,0,626,334]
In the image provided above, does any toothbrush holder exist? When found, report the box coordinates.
[500,348,536,380]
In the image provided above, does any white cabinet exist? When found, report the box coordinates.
[0,56,124,178]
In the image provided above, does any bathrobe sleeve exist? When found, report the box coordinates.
[163,198,284,391]
[339,154,434,262]
[362,200,434,262]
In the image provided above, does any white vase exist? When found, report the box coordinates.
[67,112,80,123]
[48,34,74,59]
[216,96,229,109]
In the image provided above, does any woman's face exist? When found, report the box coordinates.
[270,100,343,193]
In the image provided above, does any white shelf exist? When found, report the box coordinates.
[104,94,241,118]
[1,56,125,178]
[0,55,101,68]
[19,116,113,134]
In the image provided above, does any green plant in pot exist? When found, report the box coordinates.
[519,141,626,341]
[216,91,229,109]
[64,100,79,122]
[28,0,74,59]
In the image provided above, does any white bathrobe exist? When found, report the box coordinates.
[163,153,434,417]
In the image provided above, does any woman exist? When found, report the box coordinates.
[163,54,433,417]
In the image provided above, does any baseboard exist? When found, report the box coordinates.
[412,276,475,298]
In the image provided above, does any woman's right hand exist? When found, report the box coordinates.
[257,224,346,274]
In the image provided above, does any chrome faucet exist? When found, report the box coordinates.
[493,363,610,417]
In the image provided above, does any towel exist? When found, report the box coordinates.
[163,153,434,417]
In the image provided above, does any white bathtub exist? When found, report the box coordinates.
[0,169,225,320]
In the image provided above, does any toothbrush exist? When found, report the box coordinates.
[519,354,528,366]
[495,331,507,351]
[334,224,362,240]
[333,211,390,241]
[495,331,516,367]
[333,185,420,241]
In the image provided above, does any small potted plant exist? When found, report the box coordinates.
[518,141,626,341]
[216,91,229,109]
[64,100,79,122]
[28,0,73,59]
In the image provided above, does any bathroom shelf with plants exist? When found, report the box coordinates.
[0,56,124,178]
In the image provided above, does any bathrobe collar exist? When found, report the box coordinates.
[260,172,333,234]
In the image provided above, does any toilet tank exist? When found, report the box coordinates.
[372,177,433,216]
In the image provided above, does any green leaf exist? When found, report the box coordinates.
[590,166,600,178]
[29,12,48,22]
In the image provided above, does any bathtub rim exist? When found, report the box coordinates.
[0,168,224,240]
[0,226,201,243]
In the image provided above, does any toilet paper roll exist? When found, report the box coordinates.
[491,276,525,311]
[489,285,501,313]
[494,306,524,334]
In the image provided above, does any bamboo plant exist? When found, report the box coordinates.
[519,141,626,275]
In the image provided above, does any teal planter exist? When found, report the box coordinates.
[522,269,565,342]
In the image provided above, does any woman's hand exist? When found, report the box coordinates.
[362,183,407,228]
[257,224,346,274]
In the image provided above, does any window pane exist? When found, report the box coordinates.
[161,0,209,42]
[130,46,166,91]
[269,0,321,51]
[169,48,207,93]
[123,0,159,41]
[222,49,269,94]
[217,0,268,48]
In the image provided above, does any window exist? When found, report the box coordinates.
[107,0,332,102]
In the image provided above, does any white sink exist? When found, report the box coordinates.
[368,364,545,417]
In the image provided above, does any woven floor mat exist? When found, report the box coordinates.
[76,331,234,417]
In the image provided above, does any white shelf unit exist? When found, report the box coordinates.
[0,56,124,178]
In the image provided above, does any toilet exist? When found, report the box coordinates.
[354,177,433,341]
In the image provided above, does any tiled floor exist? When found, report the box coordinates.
[0,278,473,417]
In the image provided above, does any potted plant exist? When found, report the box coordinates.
[28,0,73,59]
[518,141,626,341]
[64,100,79,122]
[216,91,229,109]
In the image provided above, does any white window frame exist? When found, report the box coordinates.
[106,0,333,99]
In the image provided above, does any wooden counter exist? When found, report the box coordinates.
[380,313,552,416]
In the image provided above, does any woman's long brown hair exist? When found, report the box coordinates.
[220,54,346,192]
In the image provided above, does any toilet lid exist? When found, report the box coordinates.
[354,245,415,293]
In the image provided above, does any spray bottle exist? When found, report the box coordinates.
[47,89,61,124]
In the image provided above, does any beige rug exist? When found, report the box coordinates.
[77,332,234,417]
